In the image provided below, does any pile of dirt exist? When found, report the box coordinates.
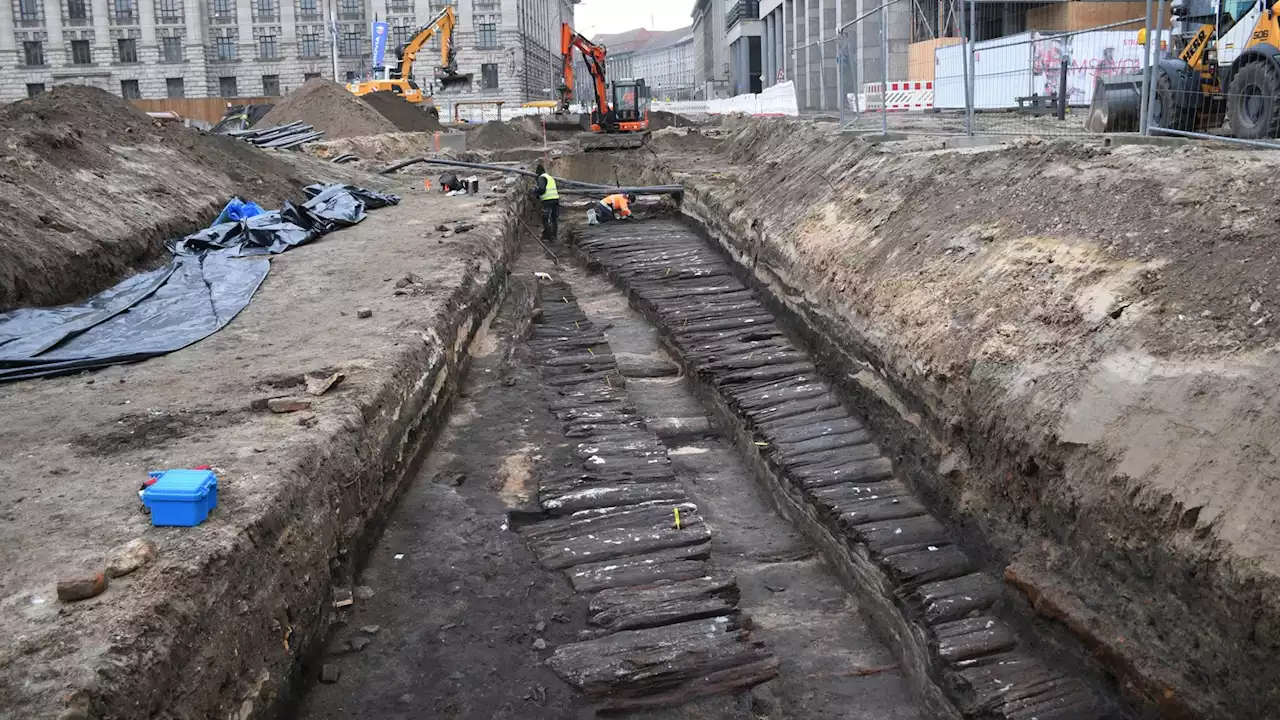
[468,118,543,150]
[259,79,398,138]
[648,110,693,130]
[0,85,307,312]
[361,91,446,132]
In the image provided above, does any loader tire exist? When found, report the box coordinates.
[1152,72,1195,131]
[1228,60,1280,139]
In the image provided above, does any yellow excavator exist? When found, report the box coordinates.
[346,6,470,119]
[1090,0,1280,138]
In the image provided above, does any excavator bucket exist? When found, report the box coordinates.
[1086,73,1143,133]
[438,72,472,91]
[543,112,590,131]
[581,132,648,152]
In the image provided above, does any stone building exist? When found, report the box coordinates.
[0,0,575,103]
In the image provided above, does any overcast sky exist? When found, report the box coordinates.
[574,0,695,37]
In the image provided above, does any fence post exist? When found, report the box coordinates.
[1139,0,1155,135]
[838,29,846,126]
[881,0,889,134]
[1057,53,1068,120]
[1143,0,1169,134]
[967,0,976,135]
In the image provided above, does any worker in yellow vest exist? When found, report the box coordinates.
[532,162,559,241]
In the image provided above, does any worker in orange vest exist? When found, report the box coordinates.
[588,192,635,224]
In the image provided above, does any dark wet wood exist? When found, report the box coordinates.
[933,616,1017,662]
[909,572,1004,625]
[589,575,740,632]
[548,617,778,711]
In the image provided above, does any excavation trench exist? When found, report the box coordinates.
[287,178,1127,719]
[288,208,927,719]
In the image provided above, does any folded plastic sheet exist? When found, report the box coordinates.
[0,184,399,383]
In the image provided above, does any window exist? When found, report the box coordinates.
[391,22,412,48]
[18,0,40,22]
[120,79,140,99]
[481,62,497,89]
[113,0,134,22]
[22,40,44,66]
[67,0,88,21]
[215,34,236,60]
[297,0,318,19]
[304,71,322,80]
[340,30,360,56]
[477,21,496,48]
[166,77,184,98]
[27,83,46,97]
[338,0,361,19]
[300,31,320,57]
[219,75,238,96]
[212,0,233,18]
[117,38,137,62]
[161,35,182,61]
[262,74,280,95]
[71,39,92,64]
[254,0,275,19]
[257,34,277,59]
[157,0,180,20]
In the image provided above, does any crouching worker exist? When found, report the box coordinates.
[587,192,635,225]
[531,162,560,241]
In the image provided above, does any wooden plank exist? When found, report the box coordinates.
[589,575,740,632]
[567,545,711,593]
[909,572,1003,625]
[548,616,777,710]
[845,514,950,558]
[933,616,1018,663]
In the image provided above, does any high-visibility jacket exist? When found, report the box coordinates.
[539,173,559,201]
[602,193,631,218]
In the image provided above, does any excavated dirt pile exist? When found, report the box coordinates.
[259,78,398,138]
[0,85,306,312]
[467,118,543,150]
[625,120,1280,720]
[361,90,446,132]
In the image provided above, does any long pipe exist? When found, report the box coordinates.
[380,157,627,190]
[556,186,684,196]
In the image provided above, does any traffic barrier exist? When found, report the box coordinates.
[863,81,935,112]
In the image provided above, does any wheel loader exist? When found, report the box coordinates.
[1089,0,1280,138]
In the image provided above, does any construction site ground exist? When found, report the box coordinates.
[4,83,1280,720]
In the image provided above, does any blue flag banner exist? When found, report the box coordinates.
[371,21,389,67]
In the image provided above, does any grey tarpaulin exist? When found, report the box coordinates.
[0,183,399,382]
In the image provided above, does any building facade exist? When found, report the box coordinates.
[631,28,692,100]
[690,0,728,97]
[0,0,575,103]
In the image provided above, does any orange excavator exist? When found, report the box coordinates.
[549,23,649,150]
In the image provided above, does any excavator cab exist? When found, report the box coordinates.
[608,78,650,131]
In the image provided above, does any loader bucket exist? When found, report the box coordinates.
[1087,74,1143,133]
[543,112,589,131]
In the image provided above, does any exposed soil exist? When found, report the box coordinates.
[469,118,545,150]
[0,173,524,718]
[361,90,446,132]
[648,111,693,131]
[625,120,1280,719]
[0,85,307,311]
[260,79,399,138]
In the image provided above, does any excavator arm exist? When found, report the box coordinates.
[391,6,468,89]
[558,23,609,115]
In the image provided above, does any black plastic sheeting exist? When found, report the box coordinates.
[0,184,399,383]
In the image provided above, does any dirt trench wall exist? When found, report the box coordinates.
[67,197,531,720]
[566,126,1280,719]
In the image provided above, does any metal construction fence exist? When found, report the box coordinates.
[837,0,1280,150]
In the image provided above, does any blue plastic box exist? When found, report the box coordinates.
[142,469,218,527]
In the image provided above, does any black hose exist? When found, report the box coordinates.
[377,157,632,191]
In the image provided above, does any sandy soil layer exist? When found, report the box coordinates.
[612,121,1280,720]
[0,174,525,718]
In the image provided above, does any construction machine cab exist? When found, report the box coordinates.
[609,79,649,125]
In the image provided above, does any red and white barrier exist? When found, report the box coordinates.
[861,81,935,112]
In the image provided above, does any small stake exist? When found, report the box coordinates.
[588,347,595,355]
[562,296,569,304]
[674,507,681,530]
